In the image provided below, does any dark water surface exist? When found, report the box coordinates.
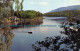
[11,17,68,51]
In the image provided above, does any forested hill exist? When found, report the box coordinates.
[44,10,80,17]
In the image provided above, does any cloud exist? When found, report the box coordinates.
[29,2,36,4]
[29,1,48,6]
[39,2,48,5]
[67,0,80,5]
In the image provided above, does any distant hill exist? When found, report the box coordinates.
[48,5,80,13]
[44,10,80,17]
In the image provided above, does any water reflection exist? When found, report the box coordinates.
[9,19,43,29]
[0,27,14,51]
[8,17,71,51]
[18,19,43,25]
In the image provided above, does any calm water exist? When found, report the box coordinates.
[11,17,68,51]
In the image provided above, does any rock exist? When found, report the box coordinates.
[28,32,32,34]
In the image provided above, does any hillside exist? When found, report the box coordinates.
[48,5,80,13]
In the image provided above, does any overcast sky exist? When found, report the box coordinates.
[23,0,80,13]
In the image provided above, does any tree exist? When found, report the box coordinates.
[14,0,20,17]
